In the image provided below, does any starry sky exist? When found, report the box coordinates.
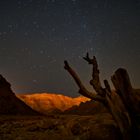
[0,0,140,97]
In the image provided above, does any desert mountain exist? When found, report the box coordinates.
[0,75,39,115]
[65,89,140,115]
[17,93,90,114]
[64,100,108,115]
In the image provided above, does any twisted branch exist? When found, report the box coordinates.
[83,53,105,96]
[64,60,105,102]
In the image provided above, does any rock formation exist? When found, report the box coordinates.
[17,93,90,114]
[64,100,108,115]
[0,75,39,115]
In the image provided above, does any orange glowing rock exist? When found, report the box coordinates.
[17,93,90,114]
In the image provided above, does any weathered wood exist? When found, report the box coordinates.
[103,79,132,139]
[64,53,140,140]
[111,68,140,140]
[111,68,140,114]
[64,60,105,102]
[83,53,105,96]
[106,93,131,140]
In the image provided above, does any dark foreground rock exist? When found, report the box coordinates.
[0,75,39,115]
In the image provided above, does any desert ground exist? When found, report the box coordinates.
[0,113,121,140]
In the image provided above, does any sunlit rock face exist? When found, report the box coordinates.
[0,75,39,115]
[17,93,90,114]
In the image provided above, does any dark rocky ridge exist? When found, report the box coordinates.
[64,89,140,116]
[0,75,39,115]
[64,100,108,115]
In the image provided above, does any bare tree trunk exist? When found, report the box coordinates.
[111,69,140,140]
[64,53,140,140]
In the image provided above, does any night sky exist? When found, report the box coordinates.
[0,0,140,97]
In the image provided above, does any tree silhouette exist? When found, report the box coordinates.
[64,53,140,140]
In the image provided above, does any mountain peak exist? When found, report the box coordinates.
[0,75,39,115]
[17,93,90,114]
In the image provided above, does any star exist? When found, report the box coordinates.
[0,0,139,96]
[33,79,38,83]
[40,50,44,54]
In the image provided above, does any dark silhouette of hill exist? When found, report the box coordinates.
[64,89,140,116]
[0,75,39,115]
[64,100,108,115]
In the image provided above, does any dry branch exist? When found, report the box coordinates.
[83,53,105,96]
[64,60,105,102]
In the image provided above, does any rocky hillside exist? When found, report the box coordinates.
[17,89,140,115]
[17,93,90,114]
[0,75,39,115]
[64,100,108,115]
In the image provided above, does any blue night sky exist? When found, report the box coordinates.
[0,0,140,97]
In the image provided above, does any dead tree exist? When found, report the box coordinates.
[64,53,140,140]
